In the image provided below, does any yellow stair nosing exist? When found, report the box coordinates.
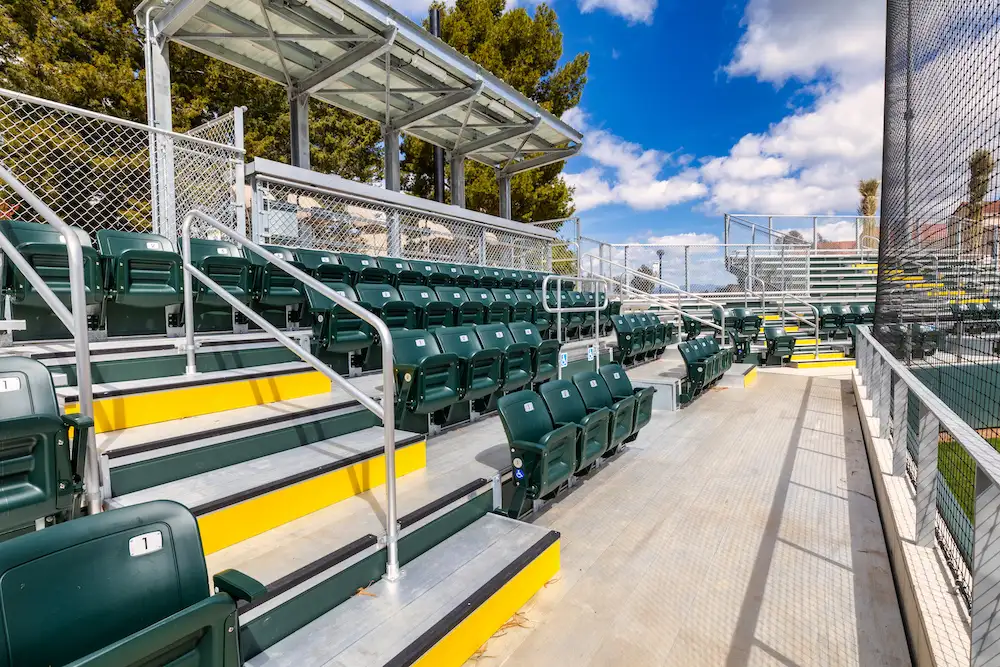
[789,359,857,369]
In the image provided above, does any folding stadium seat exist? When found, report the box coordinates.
[458,265,485,287]
[625,313,656,361]
[611,314,644,366]
[702,336,733,372]
[0,356,91,540]
[399,285,456,329]
[572,371,637,450]
[638,312,667,354]
[501,270,523,288]
[713,306,739,332]
[296,248,353,284]
[520,270,542,289]
[512,288,540,324]
[832,304,860,328]
[497,391,577,518]
[0,500,265,666]
[489,287,519,323]
[463,287,500,323]
[354,283,419,331]
[815,304,842,337]
[532,288,554,337]
[763,325,796,366]
[307,282,374,374]
[376,257,426,286]
[338,252,391,284]
[851,303,875,325]
[600,363,656,433]
[480,267,505,288]
[556,290,584,339]
[731,307,763,339]
[596,293,614,335]
[392,329,464,433]
[434,263,465,286]
[508,320,561,385]
[0,220,104,340]
[244,245,306,328]
[408,260,442,285]
[728,329,753,364]
[572,291,596,338]
[681,313,703,341]
[539,380,612,471]
[184,238,252,332]
[436,286,487,325]
[476,323,534,392]
[433,325,504,415]
[677,340,719,402]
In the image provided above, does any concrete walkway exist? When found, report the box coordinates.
[470,372,910,667]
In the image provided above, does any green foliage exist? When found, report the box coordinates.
[857,178,880,243]
[630,264,655,293]
[401,0,588,223]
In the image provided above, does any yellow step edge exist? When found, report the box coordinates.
[743,366,758,388]
[760,326,799,333]
[929,291,966,297]
[789,359,857,369]
[906,282,944,289]
[794,338,820,346]
[790,352,846,361]
[950,298,991,304]
[852,264,878,269]
[412,537,561,667]
[763,314,781,321]
[65,370,332,433]
[888,276,923,282]
[199,440,427,555]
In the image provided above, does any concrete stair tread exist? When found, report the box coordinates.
[1,331,295,361]
[109,425,421,512]
[244,513,553,667]
[206,418,513,587]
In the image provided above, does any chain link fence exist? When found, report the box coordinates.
[0,88,244,244]
[726,214,880,252]
[877,0,1000,610]
[249,170,556,270]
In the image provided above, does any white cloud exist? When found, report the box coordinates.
[562,108,708,212]
[577,0,656,25]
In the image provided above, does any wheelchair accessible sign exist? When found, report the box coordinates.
[559,352,568,368]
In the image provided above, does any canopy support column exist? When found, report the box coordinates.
[290,94,310,169]
[450,153,465,208]
[144,27,176,238]
[497,172,512,219]
[384,125,401,256]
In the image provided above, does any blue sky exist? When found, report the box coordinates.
[390,0,886,247]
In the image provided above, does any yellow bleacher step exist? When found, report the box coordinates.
[760,325,799,333]
[905,282,944,289]
[929,290,966,297]
[950,298,991,304]
[888,275,924,282]
[763,314,781,321]
[790,351,846,361]
[852,263,879,269]
[62,363,331,433]
[789,359,857,369]
[794,338,820,346]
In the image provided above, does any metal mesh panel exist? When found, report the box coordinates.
[879,0,1000,605]
[727,214,880,250]
[252,176,553,269]
[0,89,243,241]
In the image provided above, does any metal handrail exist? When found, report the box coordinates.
[180,210,402,581]
[0,164,100,514]
[542,274,609,377]
[745,274,821,359]
[599,271,728,341]
[591,254,727,310]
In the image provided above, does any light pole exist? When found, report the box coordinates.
[656,249,664,294]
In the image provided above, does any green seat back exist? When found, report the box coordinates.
[572,371,615,410]
[410,260,440,281]
[97,229,175,256]
[391,329,461,413]
[243,245,305,307]
[434,286,469,309]
[520,271,540,288]
[764,325,788,341]
[465,287,496,309]
[0,500,225,667]
[501,270,522,287]
[97,230,182,307]
[339,253,390,284]
[497,391,555,444]
[294,249,352,284]
[0,220,103,308]
[539,380,588,425]
[355,284,416,329]
[400,285,454,328]
[436,263,464,284]
[305,282,358,312]
[489,288,517,322]
[434,325,486,359]
[476,322,532,389]
[392,328,446,365]
[458,265,484,287]
[480,267,505,287]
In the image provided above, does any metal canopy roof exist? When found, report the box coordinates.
[140,0,583,173]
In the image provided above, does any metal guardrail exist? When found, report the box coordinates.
[541,275,608,378]
[856,325,1000,663]
[180,210,403,582]
[0,164,101,515]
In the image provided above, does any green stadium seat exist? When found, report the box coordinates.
[520,270,542,289]
[763,325,796,366]
[243,245,306,327]
[497,391,577,518]
[508,321,560,385]
[0,356,90,540]
[512,288,540,323]
[0,220,104,340]
[184,238,251,332]
[97,230,183,336]
[553,290,583,339]
[832,304,860,328]
[354,284,419,330]
[500,270,523,288]
[476,323,534,392]
[880,323,939,360]
[437,286,487,325]
[457,265,485,287]
[392,329,463,433]
[572,371,637,449]
[851,303,874,325]
[435,263,465,286]
[681,313,703,341]
[489,288,519,323]
[432,326,504,411]
[376,257,426,286]
[625,313,655,361]
[0,500,264,666]
[407,260,441,285]
[532,289,554,337]
[728,329,753,364]
[611,314,643,366]
[571,291,597,337]
[815,304,841,336]
[295,248,353,284]
[637,312,667,354]
[307,282,374,374]
[338,253,391,284]
[539,380,612,471]
[480,267,505,288]
[399,285,455,329]
[713,306,738,332]
[730,307,762,339]
[600,363,656,433]
[677,338,728,403]
[703,336,734,372]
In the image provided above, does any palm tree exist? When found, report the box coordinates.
[969,148,995,256]
[857,179,880,246]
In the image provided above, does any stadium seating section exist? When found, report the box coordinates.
[677,336,733,404]
[498,364,653,518]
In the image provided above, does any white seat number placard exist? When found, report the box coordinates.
[129,531,163,557]
[0,377,22,393]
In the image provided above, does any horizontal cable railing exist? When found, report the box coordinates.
[180,209,402,582]
[856,325,1000,662]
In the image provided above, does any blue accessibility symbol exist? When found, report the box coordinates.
[514,468,525,480]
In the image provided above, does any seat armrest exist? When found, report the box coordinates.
[470,348,505,365]
[417,352,461,370]
[62,413,94,481]
[511,440,549,455]
[541,423,580,447]
[580,407,612,428]
[66,594,237,667]
[213,569,267,603]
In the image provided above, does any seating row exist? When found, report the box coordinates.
[390,323,560,433]
[497,364,654,518]
[610,312,673,365]
[677,337,733,403]
[0,220,566,340]
[713,307,763,341]
[952,302,1000,334]
[815,303,874,336]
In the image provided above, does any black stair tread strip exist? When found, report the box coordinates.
[398,479,489,530]
[106,399,363,460]
[238,533,379,614]
[190,434,426,516]
[63,364,314,402]
[383,529,561,667]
